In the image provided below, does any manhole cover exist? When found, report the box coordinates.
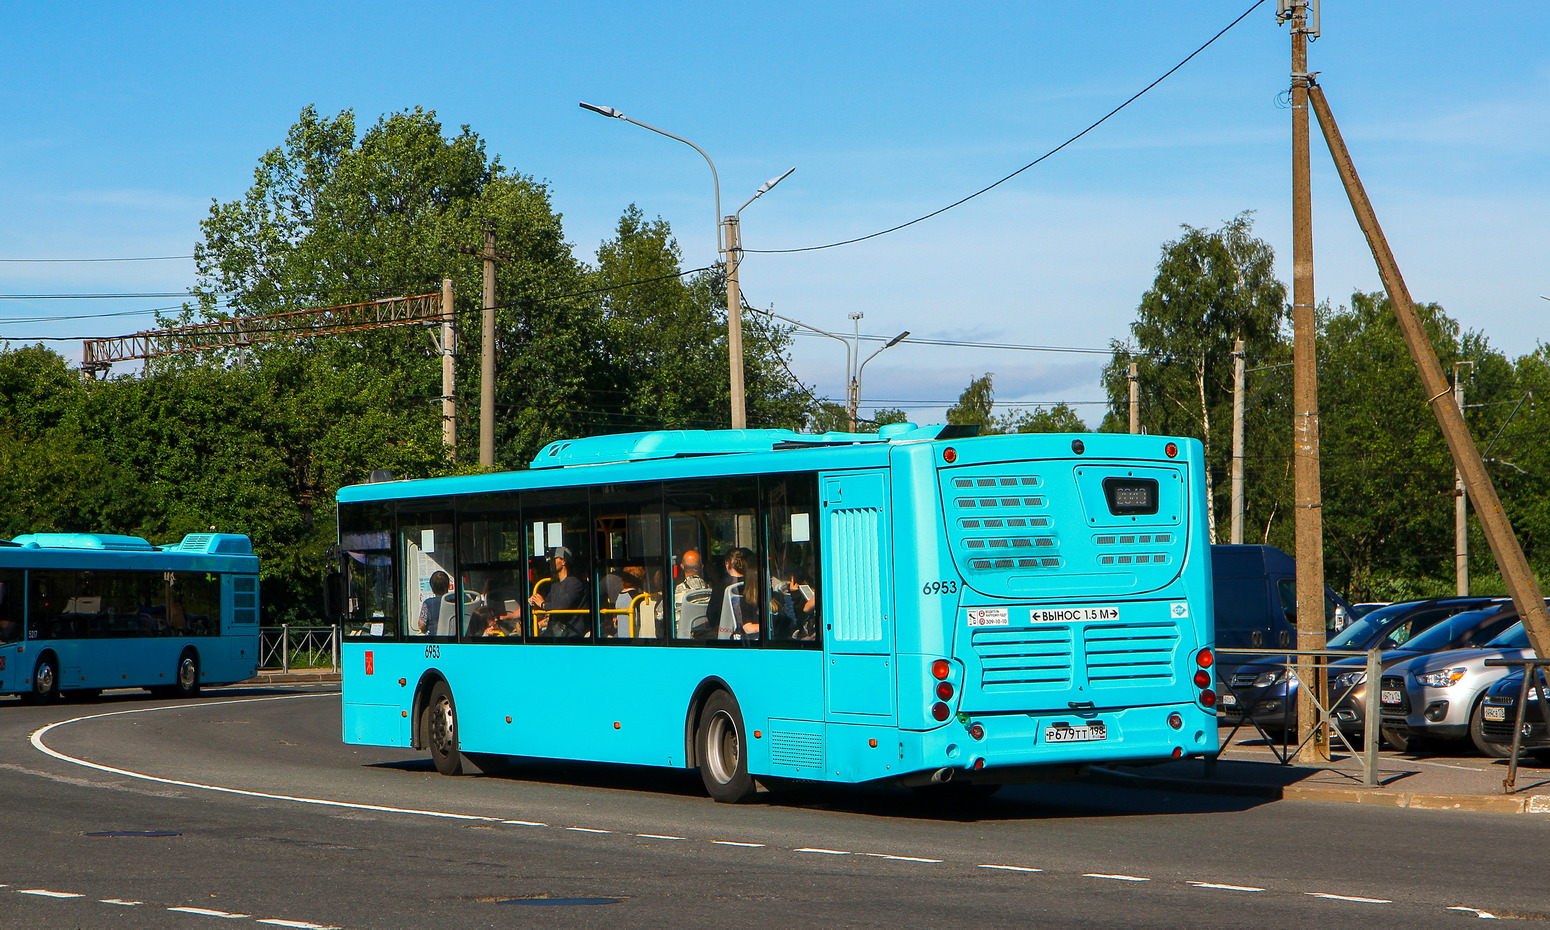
[495,897,621,907]
[84,831,182,838]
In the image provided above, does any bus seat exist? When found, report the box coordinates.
[677,588,710,638]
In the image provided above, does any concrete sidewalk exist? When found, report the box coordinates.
[243,668,341,686]
[1094,734,1550,815]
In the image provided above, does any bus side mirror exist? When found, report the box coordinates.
[323,571,344,619]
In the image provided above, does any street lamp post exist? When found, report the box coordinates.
[751,308,906,433]
[854,330,911,430]
[580,102,791,430]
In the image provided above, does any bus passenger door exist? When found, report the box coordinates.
[821,472,895,721]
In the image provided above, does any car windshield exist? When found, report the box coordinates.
[1401,608,1497,652]
[1328,602,1414,648]
[1487,622,1529,649]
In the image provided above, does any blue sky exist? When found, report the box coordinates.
[3,2,1546,426]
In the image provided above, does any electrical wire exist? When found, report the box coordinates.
[745,0,1270,255]
[0,255,193,263]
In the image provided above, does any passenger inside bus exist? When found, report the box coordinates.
[531,548,588,638]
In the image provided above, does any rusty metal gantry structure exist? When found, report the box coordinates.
[80,292,448,378]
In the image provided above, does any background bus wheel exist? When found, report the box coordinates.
[697,690,756,803]
[28,655,60,705]
[426,682,465,776]
[172,650,201,698]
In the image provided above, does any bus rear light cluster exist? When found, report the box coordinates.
[929,658,958,725]
[1195,648,1216,708]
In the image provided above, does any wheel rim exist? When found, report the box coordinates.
[178,657,197,690]
[705,710,740,785]
[35,663,54,695]
[430,697,456,759]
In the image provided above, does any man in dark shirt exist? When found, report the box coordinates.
[530,547,588,638]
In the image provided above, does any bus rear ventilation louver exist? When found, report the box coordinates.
[959,517,1049,530]
[956,496,1047,509]
[951,476,1042,489]
[964,537,1056,550]
[970,557,1063,571]
[1099,554,1170,565]
[1093,533,1173,545]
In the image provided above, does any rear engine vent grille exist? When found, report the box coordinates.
[973,627,1074,689]
[1082,622,1179,686]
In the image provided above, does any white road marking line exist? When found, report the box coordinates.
[864,854,943,863]
[1084,873,1150,882]
[636,834,687,840]
[101,898,145,905]
[168,906,251,917]
[712,841,765,848]
[1306,892,1391,904]
[18,889,83,898]
[565,827,612,834]
[1447,906,1500,919]
[794,848,850,855]
[979,864,1043,873]
[501,820,547,827]
[29,695,503,824]
[256,920,344,929]
[1187,882,1265,892]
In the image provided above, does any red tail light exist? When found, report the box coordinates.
[931,659,952,680]
[969,723,985,740]
[1168,713,1183,730]
[1165,442,1179,458]
[1193,669,1211,689]
[1199,689,1217,708]
[1196,648,1214,669]
[931,702,951,721]
[943,447,957,463]
[936,681,955,700]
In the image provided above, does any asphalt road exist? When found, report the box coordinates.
[1,685,1545,929]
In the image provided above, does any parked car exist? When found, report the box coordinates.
[1327,601,1513,740]
[1475,667,1550,760]
[1347,602,1390,621]
[1379,615,1541,753]
[1212,544,1350,686]
[1220,597,1500,736]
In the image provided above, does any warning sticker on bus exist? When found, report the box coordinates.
[1030,606,1121,623]
[965,608,1009,627]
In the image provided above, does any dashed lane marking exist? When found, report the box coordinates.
[168,906,251,918]
[256,920,344,929]
[1306,892,1392,904]
[500,820,546,827]
[18,889,83,898]
[1085,874,1150,882]
[866,854,943,863]
[794,848,850,855]
[1187,882,1266,892]
[979,864,1043,873]
[564,827,612,834]
[636,834,687,840]
[712,841,766,847]
[1448,906,1500,919]
[101,898,144,905]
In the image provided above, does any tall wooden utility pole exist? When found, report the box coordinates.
[440,278,456,454]
[1231,339,1246,545]
[1128,361,1140,435]
[1284,0,1329,763]
[1307,80,1550,658]
[1454,363,1472,595]
[477,226,500,468]
[724,214,747,430]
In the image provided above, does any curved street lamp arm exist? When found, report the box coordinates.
[579,102,722,254]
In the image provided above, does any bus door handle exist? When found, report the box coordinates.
[1068,701,1097,718]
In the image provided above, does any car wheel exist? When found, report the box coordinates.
[1381,726,1422,753]
[1471,701,1515,759]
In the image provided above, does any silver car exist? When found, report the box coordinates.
[1377,621,1534,751]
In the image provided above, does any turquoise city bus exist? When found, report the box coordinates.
[0,533,261,702]
[336,424,1217,802]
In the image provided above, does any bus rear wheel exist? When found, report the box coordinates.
[697,690,756,803]
[27,655,60,705]
[172,650,200,698]
[425,682,465,776]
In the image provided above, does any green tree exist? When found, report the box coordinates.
[1102,213,1289,541]
[946,373,997,429]
[998,402,1089,434]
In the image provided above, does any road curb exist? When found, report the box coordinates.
[243,672,341,685]
[1089,766,1550,815]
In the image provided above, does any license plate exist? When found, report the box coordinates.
[1220,693,1238,706]
[1381,690,1402,705]
[1484,705,1507,722]
[1045,724,1106,743]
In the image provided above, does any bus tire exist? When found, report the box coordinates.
[696,690,756,803]
[172,650,201,698]
[27,654,60,705]
[425,682,465,776]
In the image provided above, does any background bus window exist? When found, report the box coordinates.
[763,474,822,646]
[0,569,21,643]
[401,508,457,639]
[524,488,593,640]
[168,572,222,636]
[458,495,525,641]
[592,483,666,642]
[340,502,395,638]
[667,478,758,643]
[29,570,174,638]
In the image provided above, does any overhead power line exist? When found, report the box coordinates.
[0,292,189,299]
[0,255,193,263]
[745,0,1269,255]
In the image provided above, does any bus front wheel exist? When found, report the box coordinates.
[27,655,60,705]
[172,650,201,698]
[425,682,465,776]
[697,690,756,803]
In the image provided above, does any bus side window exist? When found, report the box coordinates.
[524,487,592,641]
[762,474,822,647]
[665,478,757,644]
[590,483,666,643]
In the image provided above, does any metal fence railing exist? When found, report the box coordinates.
[1211,646,1384,788]
[259,624,340,673]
